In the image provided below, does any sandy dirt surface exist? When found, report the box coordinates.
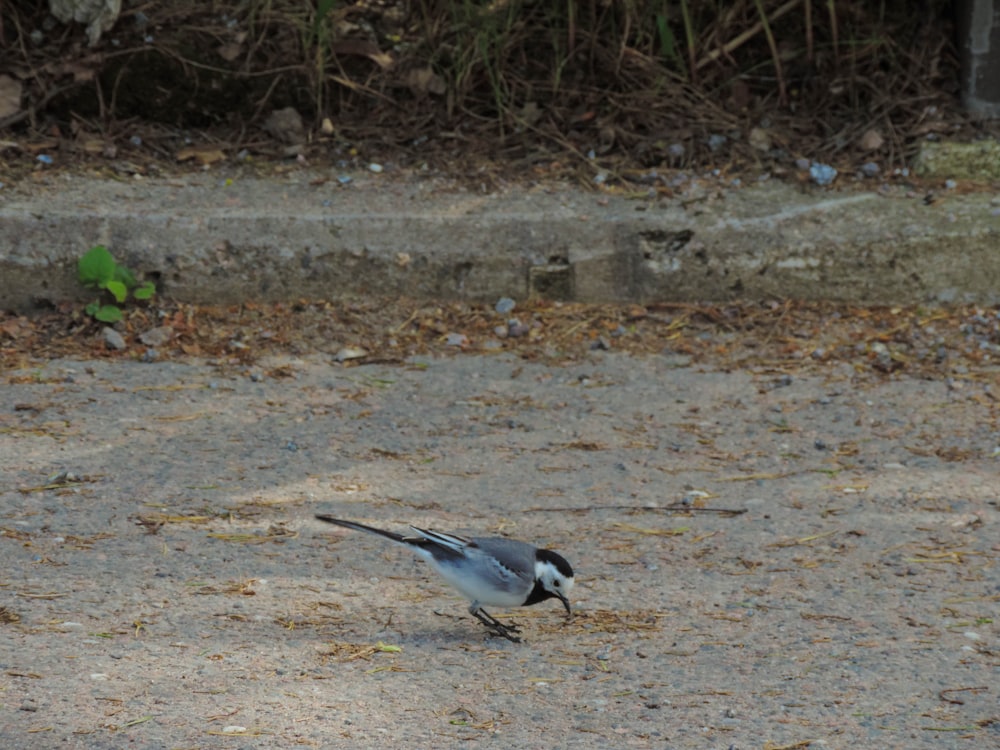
[1,351,997,748]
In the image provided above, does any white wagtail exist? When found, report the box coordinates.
[315,515,574,642]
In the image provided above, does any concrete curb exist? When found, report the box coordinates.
[2,172,999,312]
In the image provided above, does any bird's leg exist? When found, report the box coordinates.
[470,606,522,643]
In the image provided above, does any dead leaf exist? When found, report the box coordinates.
[858,128,884,151]
[331,39,394,70]
[0,74,22,120]
[0,316,30,339]
[749,127,771,152]
[405,67,446,97]
[216,43,243,62]
[22,140,59,154]
[41,57,99,82]
[176,146,227,165]
[76,138,113,155]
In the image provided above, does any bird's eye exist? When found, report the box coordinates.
[553,580,560,587]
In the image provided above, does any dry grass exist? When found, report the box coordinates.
[0,0,971,177]
[4,297,1000,384]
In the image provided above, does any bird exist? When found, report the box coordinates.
[315,515,574,642]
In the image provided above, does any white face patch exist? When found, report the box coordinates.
[535,559,575,598]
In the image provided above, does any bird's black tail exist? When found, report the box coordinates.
[315,515,408,544]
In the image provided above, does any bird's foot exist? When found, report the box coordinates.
[472,608,522,643]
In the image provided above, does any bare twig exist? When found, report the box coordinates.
[523,504,748,516]
[696,0,802,71]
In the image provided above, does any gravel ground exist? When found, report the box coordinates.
[1,351,997,748]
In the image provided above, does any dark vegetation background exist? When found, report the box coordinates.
[0,1,984,179]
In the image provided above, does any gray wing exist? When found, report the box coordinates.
[469,537,537,590]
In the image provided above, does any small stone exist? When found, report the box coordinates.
[507,319,530,338]
[139,326,174,346]
[495,297,516,315]
[683,489,709,504]
[102,327,126,350]
[263,107,305,145]
[334,346,368,362]
[858,128,884,151]
[859,162,880,178]
[809,162,838,186]
[445,333,468,347]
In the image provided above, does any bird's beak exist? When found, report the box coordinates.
[557,592,571,617]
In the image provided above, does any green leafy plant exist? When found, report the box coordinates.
[78,245,155,323]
